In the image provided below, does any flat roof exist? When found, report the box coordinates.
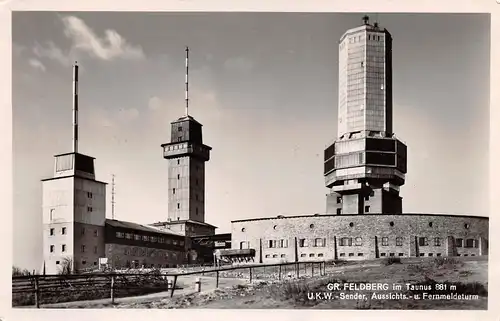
[106,219,184,236]
[41,175,108,184]
[231,213,489,223]
[149,219,218,229]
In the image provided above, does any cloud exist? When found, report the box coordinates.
[28,58,46,72]
[223,56,254,73]
[33,41,72,66]
[61,16,145,61]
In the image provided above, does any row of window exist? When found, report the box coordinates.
[115,232,184,246]
[49,227,99,237]
[264,253,326,258]
[123,247,178,259]
[49,244,98,254]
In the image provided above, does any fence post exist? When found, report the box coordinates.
[216,271,220,288]
[296,263,299,278]
[312,262,315,277]
[170,275,178,297]
[34,276,40,308]
[249,267,252,283]
[278,265,282,281]
[195,277,201,292]
[110,275,115,304]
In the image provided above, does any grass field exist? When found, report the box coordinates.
[46,256,488,309]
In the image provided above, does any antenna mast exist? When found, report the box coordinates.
[111,174,115,219]
[185,46,189,117]
[72,61,79,153]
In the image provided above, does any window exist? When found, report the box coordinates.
[50,228,54,236]
[389,253,395,257]
[339,253,345,257]
[82,260,87,265]
[81,227,86,235]
[177,159,180,165]
[464,223,470,229]
[116,232,124,238]
[62,244,66,252]
[380,253,386,257]
[50,209,55,220]
[381,237,389,246]
[241,228,246,232]
[418,237,428,246]
[314,238,326,247]
[298,239,307,247]
[268,240,276,248]
[465,239,475,248]
[398,253,404,257]
[159,237,165,243]
[273,254,278,258]
[142,236,149,242]
[62,227,66,235]
[177,174,180,180]
[265,254,271,258]
[87,207,93,212]
[318,253,324,257]
[336,197,342,204]
[355,237,363,246]
[464,254,468,257]
[94,230,98,237]
[173,240,178,245]
[428,253,433,257]
[94,262,97,266]
[419,253,425,257]
[309,253,314,257]
[340,237,352,246]
[364,195,369,201]
[173,188,176,194]
[349,222,354,227]
[94,246,97,254]
[390,222,394,227]
[125,233,132,239]
[81,245,86,253]
[151,236,157,242]
[281,254,286,258]
[456,238,463,247]
[434,238,441,246]
[279,239,289,248]
[364,206,370,213]
[437,253,442,256]
[50,245,55,253]
[134,234,140,241]
[56,261,60,265]
[178,126,182,132]
[300,254,306,257]
[429,222,433,227]
[337,208,341,215]
[309,224,314,229]
[358,253,364,256]
[87,192,93,198]
[348,253,354,257]
[396,237,403,246]
[273,225,277,230]
[177,203,180,209]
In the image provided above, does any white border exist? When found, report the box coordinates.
[1,1,498,321]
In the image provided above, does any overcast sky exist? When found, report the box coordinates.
[12,12,490,270]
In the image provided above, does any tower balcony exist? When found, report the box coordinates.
[162,141,211,162]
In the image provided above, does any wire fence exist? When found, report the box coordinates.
[12,260,330,308]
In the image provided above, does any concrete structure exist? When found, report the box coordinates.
[222,16,489,264]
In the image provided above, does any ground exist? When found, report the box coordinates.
[44,257,488,309]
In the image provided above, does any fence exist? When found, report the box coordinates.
[12,260,330,308]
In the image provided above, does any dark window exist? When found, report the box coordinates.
[418,237,428,246]
[390,222,395,227]
[177,159,180,165]
[428,253,433,256]
[336,197,342,204]
[364,206,370,213]
[87,206,93,212]
[381,237,389,246]
[389,253,395,257]
[318,253,324,257]
[50,228,54,236]
[50,245,54,253]
[429,222,433,227]
[56,261,60,264]
[349,222,354,227]
[281,254,286,258]
[364,195,369,201]
[81,245,86,253]
[380,253,386,257]
[419,253,425,257]
[300,254,306,257]
[62,244,66,252]
[177,203,180,209]
[434,238,441,246]
[82,260,87,265]
[365,152,396,166]
[348,253,354,257]
[298,239,307,247]
[178,127,182,131]
[464,223,470,229]
[87,192,92,198]
[396,237,403,246]
[309,254,314,257]
[177,174,180,180]
[465,239,475,248]
[436,253,442,256]
[365,138,396,152]
[310,224,314,229]
[339,253,345,257]
[398,253,404,256]
[173,188,176,194]
[456,238,463,247]
[358,253,363,256]
[62,227,66,235]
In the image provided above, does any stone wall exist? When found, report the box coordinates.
[105,243,185,269]
[231,214,489,264]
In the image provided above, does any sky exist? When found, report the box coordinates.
[12,12,490,270]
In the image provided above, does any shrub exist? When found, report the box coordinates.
[382,257,401,266]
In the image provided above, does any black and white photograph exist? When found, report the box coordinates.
[7,7,495,313]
